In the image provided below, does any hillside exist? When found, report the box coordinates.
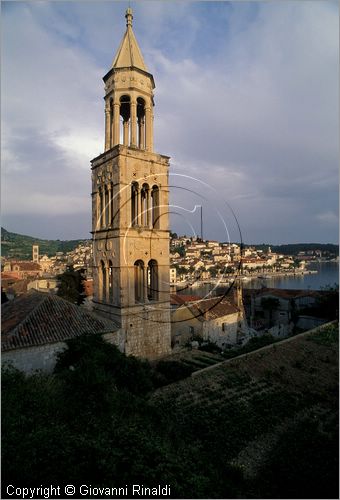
[150,323,339,498]
[1,228,89,260]
[252,242,339,256]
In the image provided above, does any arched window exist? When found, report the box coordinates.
[147,259,158,301]
[99,260,106,301]
[104,185,109,227]
[137,97,146,149]
[108,260,114,302]
[110,181,114,228]
[131,182,139,226]
[141,183,149,226]
[134,260,144,303]
[151,185,160,229]
[99,187,104,228]
[120,95,131,146]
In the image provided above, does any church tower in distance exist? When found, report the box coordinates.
[91,9,171,359]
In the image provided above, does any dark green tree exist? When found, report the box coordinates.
[56,265,86,305]
[1,287,9,304]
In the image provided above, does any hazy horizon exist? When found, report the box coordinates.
[2,224,339,247]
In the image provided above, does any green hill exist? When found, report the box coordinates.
[252,242,339,256]
[1,228,89,260]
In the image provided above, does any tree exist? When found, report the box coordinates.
[1,287,9,304]
[315,285,339,320]
[176,266,188,276]
[56,265,86,305]
[171,244,185,257]
[210,267,218,278]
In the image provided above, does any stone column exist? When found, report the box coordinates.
[150,112,154,152]
[113,101,120,146]
[96,189,101,229]
[143,266,148,303]
[108,184,112,227]
[145,106,151,151]
[123,120,129,146]
[105,107,111,151]
[138,118,145,149]
[110,182,114,228]
[106,264,110,302]
[130,99,137,147]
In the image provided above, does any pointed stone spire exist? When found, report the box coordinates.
[112,8,148,72]
[125,7,133,27]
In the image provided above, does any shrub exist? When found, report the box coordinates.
[54,333,154,396]
[155,360,194,383]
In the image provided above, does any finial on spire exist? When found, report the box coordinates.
[125,7,133,27]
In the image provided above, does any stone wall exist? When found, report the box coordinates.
[122,304,172,359]
[203,313,239,348]
[2,342,66,374]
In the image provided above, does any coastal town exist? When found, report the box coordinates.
[1,233,336,300]
[2,231,338,359]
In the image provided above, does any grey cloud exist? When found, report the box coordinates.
[2,1,338,243]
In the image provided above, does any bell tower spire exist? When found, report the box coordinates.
[91,9,171,359]
[103,8,154,152]
[125,7,133,27]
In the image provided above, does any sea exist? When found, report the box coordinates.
[174,261,339,296]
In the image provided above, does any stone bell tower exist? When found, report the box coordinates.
[91,8,171,359]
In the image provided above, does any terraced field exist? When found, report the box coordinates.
[150,323,339,498]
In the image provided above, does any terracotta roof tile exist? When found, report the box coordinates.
[1,290,119,352]
[187,296,239,321]
[170,294,202,306]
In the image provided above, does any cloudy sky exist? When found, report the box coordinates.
[2,0,338,244]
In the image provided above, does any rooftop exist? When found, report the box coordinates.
[187,296,239,321]
[1,290,118,352]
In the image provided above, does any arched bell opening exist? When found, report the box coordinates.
[108,260,114,302]
[109,98,114,148]
[120,95,131,146]
[151,185,160,229]
[134,260,144,303]
[147,259,158,301]
[140,183,149,227]
[131,182,139,226]
[137,97,146,149]
[99,260,106,302]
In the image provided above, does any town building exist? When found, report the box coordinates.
[2,290,118,373]
[32,245,39,263]
[91,9,171,359]
[171,296,244,349]
[2,261,41,280]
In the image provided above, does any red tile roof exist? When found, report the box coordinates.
[170,294,202,306]
[187,296,239,321]
[1,290,119,352]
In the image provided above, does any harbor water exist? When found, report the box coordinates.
[174,261,339,297]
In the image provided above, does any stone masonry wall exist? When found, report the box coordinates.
[2,342,66,374]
